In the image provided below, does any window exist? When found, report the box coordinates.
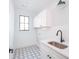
[19,15,29,31]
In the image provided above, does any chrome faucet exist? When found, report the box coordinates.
[56,30,64,43]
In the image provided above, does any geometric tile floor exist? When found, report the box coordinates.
[13,45,41,59]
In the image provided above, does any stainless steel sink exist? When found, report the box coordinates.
[48,41,68,49]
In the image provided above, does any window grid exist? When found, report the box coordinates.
[19,15,29,31]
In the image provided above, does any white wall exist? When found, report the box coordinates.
[37,25,69,42]
[36,1,69,43]
[12,0,68,48]
[9,0,14,48]
[47,1,69,27]
[13,0,57,49]
[14,9,37,48]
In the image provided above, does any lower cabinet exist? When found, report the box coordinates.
[40,42,68,59]
[41,50,60,59]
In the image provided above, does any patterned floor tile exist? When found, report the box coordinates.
[14,45,41,59]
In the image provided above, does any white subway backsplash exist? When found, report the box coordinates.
[37,24,69,43]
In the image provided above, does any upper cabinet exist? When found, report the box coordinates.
[33,9,52,28]
[33,2,68,28]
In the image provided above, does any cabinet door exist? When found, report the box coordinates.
[41,50,48,59]
[40,10,47,27]
[41,50,55,59]
[40,43,55,59]
[33,9,50,28]
[33,15,41,27]
[49,49,68,59]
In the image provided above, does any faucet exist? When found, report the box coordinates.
[56,30,64,43]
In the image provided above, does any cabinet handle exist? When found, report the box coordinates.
[49,57,52,59]
[47,55,50,57]
[47,55,52,59]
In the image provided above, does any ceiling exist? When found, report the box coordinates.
[14,0,57,17]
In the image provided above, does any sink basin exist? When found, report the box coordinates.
[48,41,68,49]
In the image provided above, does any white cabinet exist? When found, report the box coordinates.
[40,42,68,59]
[33,9,52,28]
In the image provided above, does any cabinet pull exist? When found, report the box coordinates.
[47,55,50,57]
[47,55,52,59]
[49,57,52,59]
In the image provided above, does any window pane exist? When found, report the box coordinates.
[20,24,25,28]
[25,24,29,30]
[20,27,24,30]
[25,24,28,27]
[20,24,25,30]
[25,27,29,30]
[25,17,28,23]
[20,16,24,23]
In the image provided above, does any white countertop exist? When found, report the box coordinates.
[40,39,69,58]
